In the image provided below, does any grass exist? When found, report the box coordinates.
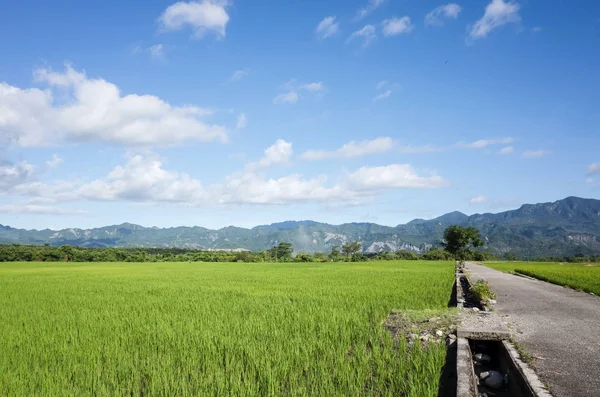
[484,261,600,295]
[0,260,455,396]
[469,279,496,303]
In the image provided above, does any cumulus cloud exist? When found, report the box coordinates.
[523,149,551,159]
[469,195,489,205]
[46,154,63,168]
[498,146,514,155]
[587,163,600,175]
[0,64,227,147]
[301,137,395,161]
[315,16,339,39]
[347,25,377,47]
[399,137,514,153]
[246,139,293,171]
[0,161,35,191]
[355,0,385,21]
[470,0,520,39]
[236,113,248,129]
[2,139,449,209]
[382,17,413,36]
[158,0,230,39]
[425,4,462,26]
[347,164,448,190]
[77,154,207,202]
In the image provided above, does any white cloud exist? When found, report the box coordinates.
[457,137,514,149]
[470,0,520,39]
[301,137,395,161]
[273,91,299,105]
[315,16,339,39]
[301,82,324,92]
[425,4,462,27]
[236,113,247,129]
[376,80,388,90]
[587,163,600,175]
[0,161,35,191]
[46,154,63,168]
[523,149,551,158]
[1,139,450,208]
[532,26,542,33]
[229,69,248,82]
[356,0,385,21]
[347,25,377,47]
[382,17,413,36]
[0,64,227,147]
[0,204,87,215]
[77,154,207,202]
[246,139,293,171]
[399,137,514,153]
[158,0,230,39]
[347,164,449,190]
[469,195,489,205]
[498,146,515,155]
[149,44,165,59]
[373,89,392,101]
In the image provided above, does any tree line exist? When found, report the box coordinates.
[0,237,497,263]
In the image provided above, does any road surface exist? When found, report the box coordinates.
[465,262,600,397]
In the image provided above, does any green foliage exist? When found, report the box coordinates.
[267,242,294,262]
[469,280,497,302]
[486,261,600,295]
[0,260,455,396]
[421,248,453,261]
[341,241,361,257]
[442,225,484,263]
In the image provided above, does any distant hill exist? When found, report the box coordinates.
[1,196,599,258]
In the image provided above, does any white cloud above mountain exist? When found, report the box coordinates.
[470,0,520,39]
[301,137,394,161]
[0,64,228,147]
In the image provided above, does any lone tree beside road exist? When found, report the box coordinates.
[441,225,484,265]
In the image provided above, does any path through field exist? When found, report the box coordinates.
[465,262,600,397]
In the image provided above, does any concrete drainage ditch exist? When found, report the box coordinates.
[454,264,552,397]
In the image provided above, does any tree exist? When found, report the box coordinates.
[441,225,484,265]
[329,246,340,261]
[268,242,293,262]
[341,241,361,258]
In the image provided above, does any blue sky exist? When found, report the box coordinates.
[1,0,599,230]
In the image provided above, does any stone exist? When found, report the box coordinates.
[420,335,430,342]
[435,330,444,337]
[473,353,491,364]
[429,317,441,323]
[488,299,497,305]
[480,371,503,389]
[472,307,480,312]
[448,334,457,340]
[408,333,419,340]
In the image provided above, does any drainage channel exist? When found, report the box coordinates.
[454,264,552,397]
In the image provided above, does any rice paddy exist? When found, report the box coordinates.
[0,260,455,396]
[484,261,600,295]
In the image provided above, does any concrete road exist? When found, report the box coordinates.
[465,262,600,397]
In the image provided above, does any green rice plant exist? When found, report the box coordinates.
[484,261,600,295]
[0,260,455,396]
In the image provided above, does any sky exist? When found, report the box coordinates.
[1,0,599,231]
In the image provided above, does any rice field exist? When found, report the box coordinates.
[484,261,600,295]
[0,260,455,396]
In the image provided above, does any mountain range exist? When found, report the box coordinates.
[1,196,599,258]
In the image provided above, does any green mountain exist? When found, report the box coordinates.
[1,196,599,257]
